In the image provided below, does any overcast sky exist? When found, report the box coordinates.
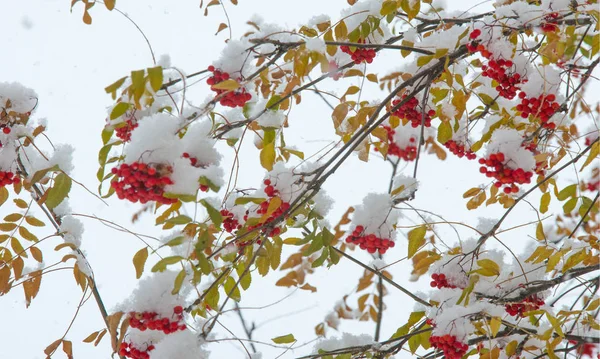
[2,0,593,358]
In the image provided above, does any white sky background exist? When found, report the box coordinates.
[1,0,596,358]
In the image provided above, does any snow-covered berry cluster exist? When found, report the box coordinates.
[391,95,436,128]
[541,12,560,33]
[115,119,139,142]
[207,66,251,108]
[469,29,525,100]
[340,39,376,64]
[128,306,186,333]
[244,179,290,237]
[0,171,20,187]
[429,335,469,359]
[505,295,544,317]
[517,92,560,130]
[444,140,476,160]
[119,342,154,359]
[111,162,177,205]
[479,152,533,194]
[381,125,418,161]
[344,225,395,255]
[429,272,457,289]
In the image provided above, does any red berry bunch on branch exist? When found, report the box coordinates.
[541,12,560,33]
[505,295,544,317]
[478,152,533,194]
[468,29,525,100]
[245,179,290,237]
[429,335,469,359]
[115,119,138,142]
[391,95,436,128]
[207,66,251,108]
[221,209,241,233]
[0,171,20,187]
[111,162,177,205]
[517,92,560,129]
[119,342,155,359]
[381,125,418,161]
[128,306,186,334]
[344,225,395,255]
[340,39,376,64]
[429,273,457,289]
[444,140,476,160]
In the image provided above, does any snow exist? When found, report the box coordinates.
[486,128,536,171]
[60,215,84,248]
[313,332,373,353]
[150,329,210,359]
[351,193,399,241]
[305,37,327,54]
[125,113,183,164]
[392,174,418,198]
[115,270,192,318]
[0,82,38,114]
[521,65,562,98]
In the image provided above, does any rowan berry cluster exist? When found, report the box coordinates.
[206,66,251,108]
[244,179,290,237]
[344,225,395,255]
[478,152,533,194]
[119,342,154,359]
[429,273,457,289]
[444,140,476,160]
[568,341,597,358]
[340,39,376,64]
[429,335,469,359]
[111,162,177,204]
[380,125,418,161]
[0,171,20,187]
[541,12,560,33]
[468,29,525,100]
[391,95,436,128]
[128,306,186,333]
[505,296,544,317]
[220,209,241,233]
[517,92,560,129]
[115,119,138,142]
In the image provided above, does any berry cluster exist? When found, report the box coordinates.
[207,66,251,108]
[119,342,154,359]
[111,162,177,205]
[429,335,469,359]
[0,171,20,187]
[469,29,525,100]
[379,126,418,161]
[220,209,242,233]
[505,296,544,317]
[478,152,533,194]
[541,12,560,33]
[128,306,186,333]
[340,40,376,64]
[569,341,597,358]
[444,140,476,160]
[1,125,10,134]
[115,119,138,142]
[517,93,560,129]
[429,273,457,289]
[344,225,395,255]
[391,95,436,128]
[244,179,290,237]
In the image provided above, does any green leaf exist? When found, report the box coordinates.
[557,184,577,201]
[234,197,265,205]
[266,95,282,111]
[46,173,72,209]
[223,276,241,302]
[437,121,452,144]
[30,165,60,185]
[151,256,183,272]
[312,247,329,268]
[110,102,131,120]
[303,233,323,256]
[563,197,578,214]
[380,0,398,16]
[166,215,192,225]
[147,66,163,92]
[171,269,186,295]
[407,225,426,259]
[200,200,222,227]
[271,334,295,344]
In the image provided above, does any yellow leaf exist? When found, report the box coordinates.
[83,331,100,343]
[417,55,433,67]
[490,316,501,337]
[132,247,148,279]
[540,192,551,213]
[476,259,500,276]
[505,340,518,356]
[260,142,276,171]
[334,21,348,40]
[82,10,92,25]
[44,339,62,356]
[580,141,598,172]
[147,66,163,92]
[211,79,240,91]
[215,23,228,35]
[104,0,115,10]
[536,222,545,241]
[408,225,426,259]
